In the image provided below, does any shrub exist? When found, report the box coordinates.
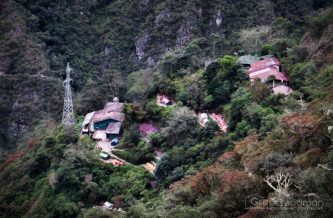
[252,153,295,175]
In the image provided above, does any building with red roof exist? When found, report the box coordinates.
[244,56,294,96]
[105,122,122,140]
[157,94,172,106]
[104,102,124,113]
[249,57,280,72]
[249,67,288,83]
[92,111,125,124]
[81,99,125,141]
[246,57,290,87]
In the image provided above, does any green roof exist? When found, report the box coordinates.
[237,55,260,65]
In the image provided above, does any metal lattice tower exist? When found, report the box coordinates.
[62,62,75,127]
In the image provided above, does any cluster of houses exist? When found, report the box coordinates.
[82,98,162,142]
[197,55,294,133]
[81,97,163,170]
[238,55,293,96]
[81,98,125,140]
[81,56,291,167]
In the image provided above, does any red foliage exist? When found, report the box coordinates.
[0,135,39,172]
[281,114,320,136]
[170,163,224,196]
[296,148,325,168]
[219,151,238,162]
[0,151,25,172]
[234,135,258,156]
[4,151,25,164]
[222,170,248,184]
[220,170,253,198]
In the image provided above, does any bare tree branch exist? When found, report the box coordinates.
[264,171,292,198]
[318,164,333,171]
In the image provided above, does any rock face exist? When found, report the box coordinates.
[0,1,66,146]
[154,9,171,26]
[0,75,63,144]
[147,57,155,66]
[176,17,198,48]
[135,31,149,61]
[9,89,39,138]
[302,24,333,64]
[139,0,151,12]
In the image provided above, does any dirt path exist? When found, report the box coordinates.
[96,141,131,165]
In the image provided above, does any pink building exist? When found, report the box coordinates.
[249,67,288,83]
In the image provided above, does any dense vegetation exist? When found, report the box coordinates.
[0,0,333,217]
[0,0,328,147]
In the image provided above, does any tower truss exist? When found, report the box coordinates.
[62,62,75,127]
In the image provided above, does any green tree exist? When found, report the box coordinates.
[126,68,160,102]
[235,120,252,138]
[205,55,246,106]
[227,87,252,131]
[161,107,199,146]
[155,155,173,183]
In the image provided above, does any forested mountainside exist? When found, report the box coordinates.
[0,0,333,217]
[0,0,328,147]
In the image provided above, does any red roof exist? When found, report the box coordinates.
[249,58,280,71]
[103,102,124,113]
[157,94,171,105]
[210,113,228,132]
[106,122,122,134]
[92,111,125,123]
[140,123,159,134]
[249,67,288,82]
